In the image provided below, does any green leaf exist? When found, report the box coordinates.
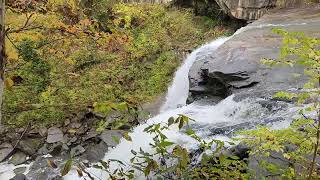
[123,132,132,141]
[114,102,128,111]
[304,82,314,89]
[273,91,296,100]
[168,117,174,126]
[93,165,103,169]
[144,125,154,132]
[180,115,190,125]
[185,128,195,136]
[160,141,174,147]
[178,118,184,129]
[61,159,73,176]
[131,150,137,155]
[175,116,181,123]
[229,155,240,160]
[112,135,120,144]
[99,160,109,169]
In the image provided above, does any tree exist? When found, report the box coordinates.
[0,0,5,129]
[242,29,320,179]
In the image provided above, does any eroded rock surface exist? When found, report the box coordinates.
[0,143,13,162]
[216,0,277,20]
[188,6,320,103]
[215,0,314,20]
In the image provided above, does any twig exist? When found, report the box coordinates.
[307,77,320,180]
[7,25,43,34]
[6,13,40,34]
[5,33,19,50]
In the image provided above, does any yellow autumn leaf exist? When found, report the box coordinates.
[283,153,291,159]
[68,129,77,134]
[47,159,58,169]
[5,78,14,89]
[80,19,91,26]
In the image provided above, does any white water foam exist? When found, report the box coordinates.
[160,37,231,112]
[64,95,297,179]
[64,37,232,180]
[63,34,298,179]
[0,162,31,180]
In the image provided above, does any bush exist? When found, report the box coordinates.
[4,2,231,127]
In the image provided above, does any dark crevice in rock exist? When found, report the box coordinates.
[188,69,259,104]
[232,81,259,89]
[210,71,250,82]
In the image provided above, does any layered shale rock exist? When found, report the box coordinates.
[215,0,277,20]
[188,6,320,103]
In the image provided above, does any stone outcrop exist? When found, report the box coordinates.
[215,0,277,20]
[188,6,320,103]
[214,0,315,20]
[120,0,316,21]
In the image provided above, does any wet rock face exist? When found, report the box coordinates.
[0,143,13,162]
[10,174,27,180]
[216,0,277,20]
[188,7,320,104]
[9,151,27,166]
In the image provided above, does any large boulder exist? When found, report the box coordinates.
[215,0,277,20]
[18,138,43,156]
[8,151,27,165]
[188,6,320,103]
[215,0,314,20]
[46,127,63,144]
[100,130,124,147]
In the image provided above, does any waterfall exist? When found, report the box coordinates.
[63,37,233,179]
[63,35,296,179]
[160,37,230,112]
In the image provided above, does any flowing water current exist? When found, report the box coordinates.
[0,26,301,179]
[64,35,297,179]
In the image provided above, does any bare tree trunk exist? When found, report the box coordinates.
[0,0,5,129]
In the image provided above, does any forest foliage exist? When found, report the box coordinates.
[6,1,320,179]
[4,0,231,127]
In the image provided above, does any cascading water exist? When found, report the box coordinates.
[63,37,232,180]
[63,36,297,179]
[160,37,230,112]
